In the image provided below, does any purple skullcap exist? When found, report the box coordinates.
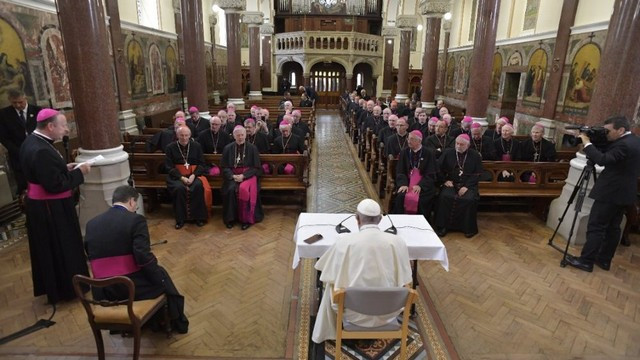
[471,122,482,129]
[498,116,510,124]
[280,120,290,127]
[462,116,473,123]
[410,130,423,139]
[175,117,186,123]
[429,117,439,124]
[36,108,60,122]
[457,134,471,142]
[188,106,198,113]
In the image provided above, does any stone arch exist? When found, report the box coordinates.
[276,56,304,75]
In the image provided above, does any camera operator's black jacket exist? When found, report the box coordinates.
[584,133,640,206]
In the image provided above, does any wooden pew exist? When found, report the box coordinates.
[128,153,309,211]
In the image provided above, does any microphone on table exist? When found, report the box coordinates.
[384,213,397,235]
[62,135,70,162]
[335,214,354,234]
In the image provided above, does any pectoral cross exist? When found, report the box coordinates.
[185,162,190,170]
[458,169,463,177]
[236,153,241,165]
[534,152,539,162]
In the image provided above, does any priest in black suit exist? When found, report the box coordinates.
[0,90,42,195]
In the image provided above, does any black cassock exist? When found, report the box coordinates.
[196,129,231,154]
[147,127,176,152]
[248,132,270,153]
[187,117,210,135]
[85,206,189,333]
[435,148,483,234]
[493,137,522,161]
[19,133,89,303]
[164,140,208,223]
[521,138,556,162]
[385,133,409,158]
[470,135,497,161]
[271,133,306,154]
[221,142,264,224]
[424,134,454,159]
[392,147,437,219]
[377,127,395,147]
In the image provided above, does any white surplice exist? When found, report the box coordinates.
[311,224,413,343]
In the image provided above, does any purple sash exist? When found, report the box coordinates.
[233,167,258,224]
[27,182,72,200]
[90,254,141,279]
[403,169,422,214]
[262,163,271,175]
[501,154,512,161]
[208,164,221,176]
[284,163,295,174]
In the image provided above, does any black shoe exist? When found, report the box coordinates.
[241,223,251,230]
[464,231,478,238]
[620,236,630,247]
[196,220,205,227]
[595,259,611,271]
[436,228,447,237]
[225,222,234,229]
[565,255,593,272]
[175,222,184,229]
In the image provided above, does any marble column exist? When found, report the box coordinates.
[381,26,398,99]
[180,0,208,113]
[420,1,448,111]
[243,12,263,100]
[395,16,415,102]
[586,0,640,126]
[261,23,274,89]
[209,15,221,105]
[220,0,246,109]
[438,20,451,96]
[466,0,500,126]
[541,0,578,120]
[56,0,131,230]
[105,0,137,135]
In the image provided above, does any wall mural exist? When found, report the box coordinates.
[445,56,455,92]
[0,18,34,109]
[436,55,443,91]
[563,43,600,116]
[456,56,466,94]
[523,0,540,31]
[149,43,163,95]
[310,0,347,14]
[508,51,522,66]
[489,52,502,99]
[523,48,547,104]
[166,45,177,92]
[127,39,146,97]
[41,27,71,108]
[241,23,249,48]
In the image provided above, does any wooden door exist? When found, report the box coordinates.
[310,63,346,109]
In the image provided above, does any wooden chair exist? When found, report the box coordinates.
[72,275,170,360]
[333,287,418,360]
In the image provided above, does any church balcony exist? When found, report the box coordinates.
[273,31,382,58]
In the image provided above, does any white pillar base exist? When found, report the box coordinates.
[118,110,138,135]
[546,151,606,246]
[213,91,221,105]
[199,111,211,120]
[470,116,489,129]
[75,145,136,234]
[422,103,436,111]
[227,98,245,110]
[395,93,408,102]
[248,91,263,100]
[538,117,559,142]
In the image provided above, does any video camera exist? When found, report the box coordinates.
[565,125,609,150]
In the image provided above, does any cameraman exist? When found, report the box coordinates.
[567,116,640,272]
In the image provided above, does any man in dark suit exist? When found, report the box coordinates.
[84,185,189,333]
[567,116,640,272]
[0,90,42,195]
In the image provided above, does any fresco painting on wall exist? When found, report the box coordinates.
[41,28,72,108]
[523,0,539,31]
[241,23,249,48]
[0,19,35,109]
[563,43,600,116]
[508,51,522,66]
[489,52,502,99]
[205,50,214,92]
[445,57,455,92]
[436,55,442,91]
[166,45,177,92]
[28,60,48,106]
[149,44,163,94]
[523,48,547,105]
[127,39,146,97]
[456,56,466,94]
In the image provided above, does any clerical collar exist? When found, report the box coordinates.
[113,204,128,211]
[359,224,379,231]
[412,145,422,153]
[33,130,53,142]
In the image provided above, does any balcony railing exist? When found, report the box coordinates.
[274,31,382,57]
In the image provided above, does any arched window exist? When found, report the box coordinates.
[356,73,363,87]
[137,0,160,29]
[290,72,297,86]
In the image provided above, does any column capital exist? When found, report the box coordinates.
[242,11,263,25]
[209,14,218,26]
[420,0,449,16]
[381,26,399,37]
[218,0,246,11]
[396,15,418,29]
[260,23,274,35]
[172,0,181,13]
[442,19,452,32]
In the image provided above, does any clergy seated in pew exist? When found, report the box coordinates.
[226,111,241,134]
[187,106,210,135]
[424,119,454,159]
[217,109,231,135]
[276,101,294,127]
[378,114,397,148]
[520,123,557,183]
[362,105,384,136]
[358,100,375,130]
[434,135,483,238]
[391,130,437,219]
[385,118,409,158]
[221,126,264,230]
[494,124,522,182]
[409,111,429,135]
[485,116,510,143]
[469,122,498,181]
[165,126,212,229]
[291,110,310,138]
[196,116,231,155]
[442,114,460,138]
[451,116,473,138]
[147,115,185,153]
[245,118,272,175]
[272,121,306,174]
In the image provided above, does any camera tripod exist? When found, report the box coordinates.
[548,159,597,267]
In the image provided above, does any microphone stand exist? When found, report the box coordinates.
[335,214,354,234]
[384,214,397,234]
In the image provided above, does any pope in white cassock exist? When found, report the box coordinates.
[312,199,413,343]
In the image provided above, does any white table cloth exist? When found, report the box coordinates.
[292,213,449,271]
